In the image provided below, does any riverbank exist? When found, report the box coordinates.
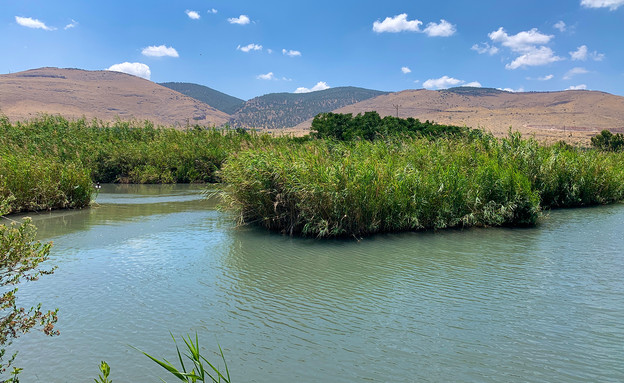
[2,115,623,237]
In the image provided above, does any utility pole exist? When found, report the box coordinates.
[392,104,401,118]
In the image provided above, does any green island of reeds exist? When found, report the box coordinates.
[2,113,624,237]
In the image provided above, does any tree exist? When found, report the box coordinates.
[591,130,624,152]
[0,197,59,382]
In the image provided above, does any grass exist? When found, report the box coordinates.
[221,133,624,237]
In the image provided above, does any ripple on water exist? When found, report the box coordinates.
[12,188,624,383]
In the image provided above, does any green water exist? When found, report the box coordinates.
[9,184,624,382]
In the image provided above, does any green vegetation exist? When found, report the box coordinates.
[230,86,388,130]
[0,199,59,382]
[221,132,624,237]
[159,82,245,115]
[591,129,624,152]
[310,111,476,140]
[134,334,230,383]
[3,113,624,237]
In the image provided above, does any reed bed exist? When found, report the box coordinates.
[0,115,270,184]
[221,134,624,237]
[0,152,92,213]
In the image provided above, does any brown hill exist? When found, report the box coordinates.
[293,87,624,144]
[0,67,230,127]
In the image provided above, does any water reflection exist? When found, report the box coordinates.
[10,186,624,383]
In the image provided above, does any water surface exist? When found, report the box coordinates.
[11,184,624,382]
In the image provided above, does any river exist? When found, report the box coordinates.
[11,184,624,382]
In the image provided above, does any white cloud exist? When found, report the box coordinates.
[294,81,330,93]
[228,15,250,25]
[401,66,412,74]
[64,19,78,30]
[207,9,218,14]
[282,49,301,57]
[471,42,499,55]
[267,49,273,54]
[464,81,482,87]
[505,46,563,69]
[257,72,275,80]
[237,43,262,52]
[373,13,422,33]
[567,84,587,90]
[563,67,589,79]
[489,27,553,53]
[498,87,525,92]
[423,19,456,37]
[570,45,605,61]
[107,62,151,80]
[539,74,554,81]
[554,21,567,32]
[142,45,179,58]
[185,10,200,20]
[423,76,463,89]
[581,0,624,10]
[570,45,588,61]
[15,16,55,31]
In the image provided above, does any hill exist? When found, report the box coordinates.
[293,87,624,144]
[230,86,388,130]
[0,67,230,127]
[159,82,245,115]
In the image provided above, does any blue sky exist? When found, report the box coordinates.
[2,0,623,100]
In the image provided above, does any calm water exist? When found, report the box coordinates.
[9,184,624,382]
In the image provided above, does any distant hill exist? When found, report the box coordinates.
[0,67,230,127]
[292,87,624,144]
[230,86,388,130]
[159,82,245,115]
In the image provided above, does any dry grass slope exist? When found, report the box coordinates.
[293,88,624,144]
[0,67,230,127]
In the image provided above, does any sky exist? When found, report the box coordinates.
[1,0,623,100]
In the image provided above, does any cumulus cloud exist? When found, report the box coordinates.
[580,0,624,10]
[373,13,422,33]
[294,81,330,93]
[489,27,553,53]
[228,15,250,25]
[401,66,412,74]
[487,27,562,69]
[423,19,456,37]
[422,76,482,89]
[423,76,463,89]
[107,62,151,80]
[207,9,218,14]
[142,45,179,58]
[567,84,587,90]
[499,87,525,92]
[257,72,275,80]
[185,10,200,20]
[282,49,301,57]
[570,45,588,61]
[471,42,499,55]
[505,46,563,69]
[237,43,262,52]
[64,19,78,30]
[373,14,455,37]
[554,21,567,32]
[563,67,589,79]
[15,16,55,31]
[570,45,605,61]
